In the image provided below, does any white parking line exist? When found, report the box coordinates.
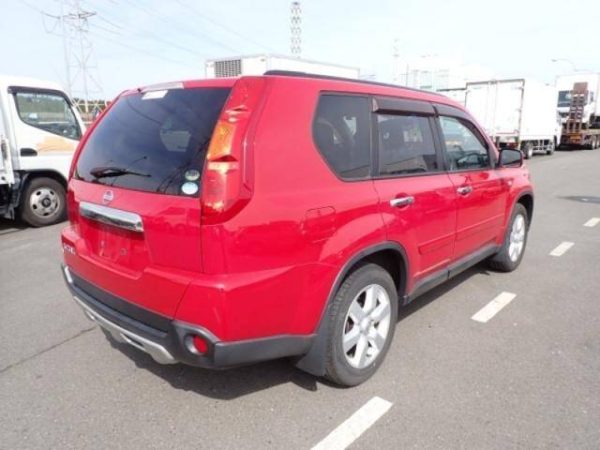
[311,396,392,450]
[471,292,517,323]
[549,241,574,257]
[584,217,600,228]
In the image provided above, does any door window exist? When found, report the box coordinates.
[313,95,371,179]
[376,114,438,176]
[439,116,490,171]
[14,91,81,140]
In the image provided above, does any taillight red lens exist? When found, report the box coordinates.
[192,335,208,354]
[201,77,266,224]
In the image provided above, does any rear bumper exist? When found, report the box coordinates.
[62,265,314,368]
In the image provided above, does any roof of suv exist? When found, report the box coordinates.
[134,70,461,109]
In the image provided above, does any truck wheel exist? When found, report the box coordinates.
[488,204,529,272]
[323,263,398,386]
[19,177,67,227]
[523,142,534,159]
[546,140,555,155]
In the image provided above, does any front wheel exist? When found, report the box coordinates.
[523,142,534,159]
[19,177,67,227]
[323,263,398,386]
[488,204,529,272]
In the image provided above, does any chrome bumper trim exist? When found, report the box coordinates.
[73,295,177,365]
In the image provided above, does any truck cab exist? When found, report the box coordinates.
[556,73,600,128]
[0,75,85,226]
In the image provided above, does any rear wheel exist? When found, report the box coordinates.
[488,204,528,272]
[324,263,398,386]
[19,177,67,227]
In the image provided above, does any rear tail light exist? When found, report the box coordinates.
[66,186,79,229]
[185,334,209,355]
[201,77,266,224]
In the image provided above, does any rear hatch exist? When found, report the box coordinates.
[67,82,231,317]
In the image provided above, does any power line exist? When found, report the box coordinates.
[116,0,241,54]
[172,0,277,53]
[88,30,199,69]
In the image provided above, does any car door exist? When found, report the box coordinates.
[371,97,457,289]
[435,104,509,262]
[0,98,16,185]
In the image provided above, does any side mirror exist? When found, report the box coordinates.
[498,148,523,168]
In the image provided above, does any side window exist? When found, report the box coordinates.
[376,114,438,176]
[439,116,490,171]
[14,91,81,140]
[313,95,371,179]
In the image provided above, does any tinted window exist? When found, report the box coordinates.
[439,116,490,171]
[377,115,438,176]
[15,91,81,140]
[75,88,230,196]
[313,95,371,179]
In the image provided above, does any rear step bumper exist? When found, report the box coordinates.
[62,265,314,369]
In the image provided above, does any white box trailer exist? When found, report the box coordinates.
[205,54,360,79]
[556,73,600,127]
[465,78,561,158]
[437,87,466,106]
[0,75,85,226]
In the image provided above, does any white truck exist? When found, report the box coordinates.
[437,87,466,106]
[464,78,561,159]
[205,54,360,79]
[556,73,600,128]
[0,75,85,227]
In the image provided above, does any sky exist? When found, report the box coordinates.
[4,0,600,98]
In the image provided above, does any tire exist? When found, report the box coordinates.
[523,142,534,159]
[19,177,67,227]
[323,263,398,387]
[488,204,529,272]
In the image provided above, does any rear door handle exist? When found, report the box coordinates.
[457,186,473,196]
[390,196,415,208]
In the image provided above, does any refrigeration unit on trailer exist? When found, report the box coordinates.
[556,73,600,128]
[0,75,85,226]
[205,54,360,79]
[465,78,560,159]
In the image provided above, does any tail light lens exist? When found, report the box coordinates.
[201,77,266,224]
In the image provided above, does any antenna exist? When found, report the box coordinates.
[290,1,302,57]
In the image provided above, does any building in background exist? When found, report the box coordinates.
[205,54,359,79]
[395,55,494,92]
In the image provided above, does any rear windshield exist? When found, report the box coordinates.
[75,87,230,196]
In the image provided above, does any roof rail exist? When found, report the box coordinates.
[263,70,444,97]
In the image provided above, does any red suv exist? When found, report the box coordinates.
[61,72,533,386]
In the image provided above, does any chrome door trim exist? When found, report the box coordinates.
[79,201,144,233]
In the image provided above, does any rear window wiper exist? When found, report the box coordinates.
[90,166,151,179]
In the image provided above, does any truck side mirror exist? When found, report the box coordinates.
[498,148,523,168]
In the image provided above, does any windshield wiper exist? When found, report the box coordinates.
[90,166,151,179]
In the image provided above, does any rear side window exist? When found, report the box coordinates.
[75,87,230,196]
[14,90,81,140]
[313,95,371,179]
[376,115,438,176]
[438,116,490,171]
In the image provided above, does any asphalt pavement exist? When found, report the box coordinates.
[1,148,599,449]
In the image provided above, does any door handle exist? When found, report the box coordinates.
[457,186,473,196]
[390,196,415,208]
